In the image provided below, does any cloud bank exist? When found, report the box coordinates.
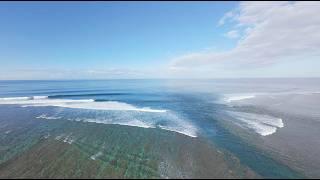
[170,1,320,77]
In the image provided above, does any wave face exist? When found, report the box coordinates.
[0,96,197,137]
[226,111,284,136]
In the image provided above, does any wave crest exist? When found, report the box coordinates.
[0,96,165,113]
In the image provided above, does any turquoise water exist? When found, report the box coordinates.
[0,79,309,178]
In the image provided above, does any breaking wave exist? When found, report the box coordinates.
[0,96,197,138]
[226,111,284,136]
[36,110,197,138]
[0,96,166,113]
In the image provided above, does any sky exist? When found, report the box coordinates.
[0,1,319,80]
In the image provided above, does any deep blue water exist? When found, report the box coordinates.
[0,79,307,178]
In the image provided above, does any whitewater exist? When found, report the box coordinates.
[0,96,197,138]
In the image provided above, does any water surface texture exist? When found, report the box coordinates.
[1,79,320,178]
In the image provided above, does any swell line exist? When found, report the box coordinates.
[48,93,132,98]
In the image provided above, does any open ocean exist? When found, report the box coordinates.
[1,79,320,178]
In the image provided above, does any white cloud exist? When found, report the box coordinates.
[224,30,240,39]
[170,1,320,77]
[218,11,235,26]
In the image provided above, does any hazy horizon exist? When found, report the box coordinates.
[1,77,320,81]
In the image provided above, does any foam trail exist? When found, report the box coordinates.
[158,125,197,138]
[223,91,320,103]
[82,118,154,129]
[36,114,61,120]
[116,119,154,129]
[224,94,256,103]
[38,110,197,138]
[0,96,166,113]
[32,96,48,99]
[74,113,197,137]
[227,111,284,136]
[0,96,198,137]
[90,152,103,160]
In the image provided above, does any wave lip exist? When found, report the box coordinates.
[227,111,284,136]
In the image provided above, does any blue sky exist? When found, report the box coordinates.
[0,2,319,79]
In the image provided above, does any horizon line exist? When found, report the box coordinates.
[1,77,320,81]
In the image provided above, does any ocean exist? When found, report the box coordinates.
[0,79,319,178]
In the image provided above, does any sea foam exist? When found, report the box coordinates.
[1,96,197,138]
[36,114,61,120]
[37,112,197,138]
[227,111,284,136]
[224,94,256,103]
